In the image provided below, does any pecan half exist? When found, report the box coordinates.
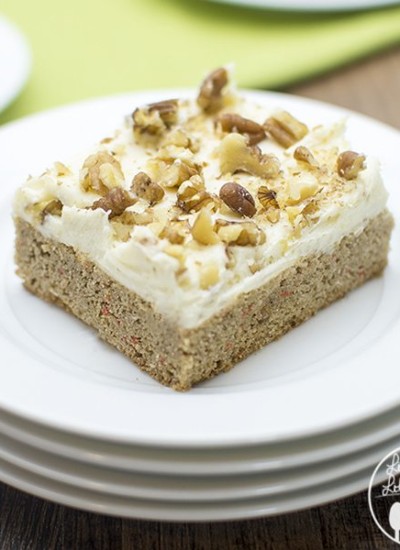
[91,188,136,218]
[131,171,165,205]
[219,182,256,218]
[197,67,229,113]
[219,133,280,178]
[264,111,308,148]
[81,151,124,195]
[337,151,366,180]
[218,113,266,145]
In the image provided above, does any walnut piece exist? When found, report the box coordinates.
[197,67,229,113]
[114,210,153,226]
[133,99,178,142]
[264,111,308,148]
[218,113,266,145]
[337,151,366,180]
[54,162,71,177]
[131,172,165,205]
[81,152,124,195]
[219,182,256,218]
[294,146,318,167]
[191,209,220,245]
[157,159,198,188]
[42,199,63,219]
[160,220,190,244]
[177,176,217,213]
[258,186,279,209]
[91,188,136,218]
[284,175,320,206]
[219,133,280,178]
[215,219,266,246]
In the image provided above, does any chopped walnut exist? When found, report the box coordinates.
[112,210,154,226]
[281,174,320,206]
[258,187,280,223]
[294,146,318,167]
[216,219,266,246]
[218,113,266,145]
[219,182,256,218]
[258,186,279,209]
[191,209,220,245]
[177,176,217,213]
[197,67,229,113]
[264,111,308,148]
[133,99,178,143]
[81,151,124,195]
[42,199,63,219]
[90,188,136,218]
[160,220,190,244]
[54,162,71,177]
[162,128,199,153]
[157,159,199,188]
[219,134,280,178]
[131,172,165,205]
[337,151,366,180]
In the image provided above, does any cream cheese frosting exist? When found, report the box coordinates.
[13,70,389,329]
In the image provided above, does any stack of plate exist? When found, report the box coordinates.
[0,90,399,520]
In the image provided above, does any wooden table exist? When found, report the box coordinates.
[1,47,400,550]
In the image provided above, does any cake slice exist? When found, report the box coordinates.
[13,68,394,390]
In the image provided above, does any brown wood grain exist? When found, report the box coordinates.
[1,47,400,550]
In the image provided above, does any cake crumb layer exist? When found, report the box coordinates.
[14,210,393,391]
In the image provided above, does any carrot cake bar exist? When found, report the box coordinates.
[13,68,394,390]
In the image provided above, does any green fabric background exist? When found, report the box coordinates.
[2,0,400,124]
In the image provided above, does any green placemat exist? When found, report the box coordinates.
[2,0,400,123]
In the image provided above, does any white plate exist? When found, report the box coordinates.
[0,91,400,448]
[0,452,386,520]
[0,426,398,502]
[0,16,31,113]
[200,0,400,12]
[2,404,400,476]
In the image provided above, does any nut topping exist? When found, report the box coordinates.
[191,209,220,245]
[258,186,279,210]
[177,176,217,213]
[219,182,256,218]
[91,188,136,218]
[294,146,318,167]
[264,111,308,148]
[215,219,266,246]
[158,159,199,188]
[337,151,365,180]
[131,172,165,205]
[160,220,190,244]
[81,151,124,195]
[197,67,229,113]
[133,99,178,142]
[148,99,179,126]
[218,113,266,145]
[219,133,280,178]
[42,199,63,219]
